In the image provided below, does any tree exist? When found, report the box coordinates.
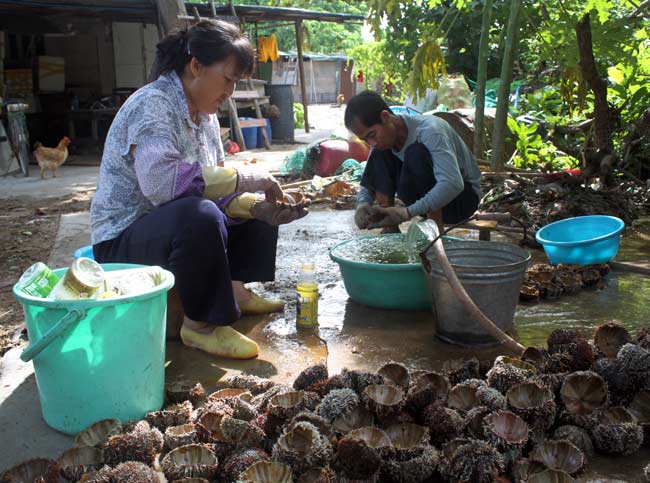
[362,0,649,174]
[491,0,521,170]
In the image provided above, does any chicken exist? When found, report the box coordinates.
[337,93,345,106]
[33,136,71,179]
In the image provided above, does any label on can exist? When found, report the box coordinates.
[17,262,60,298]
[296,288,319,327]
[48,257,105,300]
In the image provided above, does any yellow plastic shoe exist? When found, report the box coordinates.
[238,291,285,315]
[180,325,259,359]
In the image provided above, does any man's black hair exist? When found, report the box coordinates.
[344,90,391,129]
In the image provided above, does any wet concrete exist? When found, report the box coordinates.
[3,209,650,480]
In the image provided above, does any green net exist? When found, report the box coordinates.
[335,158,366,182]
[279,144,320,177]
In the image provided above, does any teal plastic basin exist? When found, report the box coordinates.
[536,215,624,265]
[13,263,174,435]
[330,234,431,311]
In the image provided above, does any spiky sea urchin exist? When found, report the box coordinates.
[380,444,439,483]
[507,382,557,431]
[308,374,346,396]
[230,397,259,422]
[617,343,650,387]
[592,357,634,405]
[476,385,508,411]
[103,421,163,466]
[1,459,60,483]
[546,328,594,371]
[486,358,536,394]
[560,371,609,416]
[553,425,595,459]
[272,421,334,474]
[590,407,644,456]
[250,384,292,413]
[405,372,450,413]
[220,416,265,449]
[293,364,328,391]
[464,406,493,439]
[110,462,160,483]
[160,444,219,481]
[446,358,481,386]
[341,369,385,395]
[289,411,336,444]
[483,410,530,451]
[225,374,276,395]
[594,321,631,359]
[144,400,193,431]
[530,439,585,476]
[316,388,360,422]
[442,438,504,483]
[421,403,464,446]
[336,436,381,480]
[219,448,269,483]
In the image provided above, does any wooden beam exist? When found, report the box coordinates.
[295,19,310,133]
[228,97,246,150]
[610,261,650,277]
[231,90,267,99]
[239,119,268,128]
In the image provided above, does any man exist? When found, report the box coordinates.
[345,90,481,231]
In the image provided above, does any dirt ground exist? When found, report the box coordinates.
[0,190,95,356]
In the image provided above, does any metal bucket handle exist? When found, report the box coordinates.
[20,308,86,362]
[420,212,525,272]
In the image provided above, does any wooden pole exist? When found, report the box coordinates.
[149,0,188,82]
[295,19,310,133]
[473,0,493,159]
[491,0,521,171]
[228,98,246,150]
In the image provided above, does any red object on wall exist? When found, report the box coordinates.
[316,139,370,177]
[356,70,364,83]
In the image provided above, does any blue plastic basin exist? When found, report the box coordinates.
[535,215,624,265]
[74,245,94,260]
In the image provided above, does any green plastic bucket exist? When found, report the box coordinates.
[13,263,174,435]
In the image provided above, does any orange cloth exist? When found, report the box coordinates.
[258,34,279,62]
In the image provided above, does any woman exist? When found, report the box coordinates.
[91,20,308,360]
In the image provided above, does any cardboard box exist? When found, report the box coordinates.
[5,69,33,96]
[37,56,65,92]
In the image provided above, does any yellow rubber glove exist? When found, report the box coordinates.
[225,193,260,219]
[201,166,238,199]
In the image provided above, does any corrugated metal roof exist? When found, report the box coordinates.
[208,4,365,23]
[0,1,365,24]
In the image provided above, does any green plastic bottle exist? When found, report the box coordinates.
[296,262,318,327]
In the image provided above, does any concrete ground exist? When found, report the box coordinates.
[4,208,650,481]
[3,102,650,480]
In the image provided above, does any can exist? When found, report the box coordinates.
[48,257,105,300]
[17,262,60,298]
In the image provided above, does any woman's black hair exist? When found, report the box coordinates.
[344,90,391,129]
[154,19,254,78]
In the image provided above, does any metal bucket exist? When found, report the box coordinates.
[423,240,530,346]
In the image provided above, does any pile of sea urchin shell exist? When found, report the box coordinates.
[4,320,650,483]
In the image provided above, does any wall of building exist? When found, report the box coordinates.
[271,58,341,104]
[43,17,115,98]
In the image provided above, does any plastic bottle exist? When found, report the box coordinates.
[296,262,318,327]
